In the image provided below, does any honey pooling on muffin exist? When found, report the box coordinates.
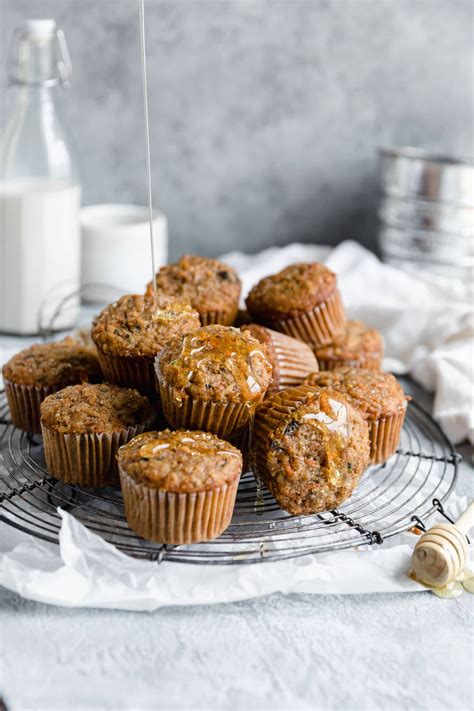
[163,326,272,407]
[272,395,350,489]
[252,385,370,515]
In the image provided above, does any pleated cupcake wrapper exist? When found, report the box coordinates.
[4,379,58,434]
[270,289,347,348]
[266,329,318,393]
[119,466,239,544]
[158,379,252,439]
[316,354,383,372]
[368,411,406,464]
[96,349,157,397]
[41,420,152,488]
[199,305,239,327]
[251,385,313,487]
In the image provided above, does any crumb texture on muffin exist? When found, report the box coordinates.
[146,255,241,316]
[2,338,101,387]
[253,385,369,515]
[304,367,407,419]
[246,262,337,321]
[314,320,383,365]
[91,293,200,358]
[157,325,273,404]
[118,429,242,493]
[40,383,152,434]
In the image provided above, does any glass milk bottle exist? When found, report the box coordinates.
[0,20,81,334]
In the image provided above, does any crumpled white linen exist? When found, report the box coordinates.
[222,240,474,444]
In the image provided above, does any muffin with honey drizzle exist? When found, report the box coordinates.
[118,429,242,544]
[92,293,200,396]
[251,385,370,515]
[155,324,273,439]
[304,368,408,463]
[146,254,241,326]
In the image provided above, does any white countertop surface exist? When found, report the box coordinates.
[0,339,472,710]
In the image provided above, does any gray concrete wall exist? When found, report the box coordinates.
[1,0,472,259]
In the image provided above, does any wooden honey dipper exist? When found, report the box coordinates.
[411,501,473,588]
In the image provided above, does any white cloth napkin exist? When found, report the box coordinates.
[222,240,474,445]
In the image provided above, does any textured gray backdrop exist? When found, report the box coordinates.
[1,0,473,259]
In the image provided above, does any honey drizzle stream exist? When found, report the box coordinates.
[139,0,158,307]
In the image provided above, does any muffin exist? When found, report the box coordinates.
[304,368,408,464]
[155,325,273,439]
[314,320,383,371]
[146,254,241,326]
[240,323,318,395]
[91,293,200,396]
[2,338,102,434]
[40,383,154,487]
[246,262,346,348]
[251,385,370,515]
[118,429,242,544]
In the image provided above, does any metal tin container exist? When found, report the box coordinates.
[379,147,474,207]
[378,224,474,266]
[377,147,474,282]
[378,195,473,237]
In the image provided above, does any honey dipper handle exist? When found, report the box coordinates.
[455,501,474,535]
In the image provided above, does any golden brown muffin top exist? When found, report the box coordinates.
[304,367,408,419]
[246,262,337,321]
[91,293,200,358]
[253,385,370,515]
[118,429,242,493]
[314,320,383,362]
[157,325,273,404]
[145,255,241,316]
[2,338,101,387]
[40,383,153,434]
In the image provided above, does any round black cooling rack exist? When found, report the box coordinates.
[0,390,459,564]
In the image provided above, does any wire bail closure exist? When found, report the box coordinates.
[8,24,72,88]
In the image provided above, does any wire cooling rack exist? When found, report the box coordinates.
[0,389,459,564]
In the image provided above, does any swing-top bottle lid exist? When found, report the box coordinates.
[8,19,72,87]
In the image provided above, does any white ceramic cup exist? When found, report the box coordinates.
[80,204,168,299]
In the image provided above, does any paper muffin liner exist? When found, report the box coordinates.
[119,466,240,544]
[264,329,319,394]
[96,349,157,397]
[368,411,406,464]
[41,420,152,488]
[316,353,383,371]
[3,378,58,434]
[271,288,347,348]
[251,385,314,489]
[199,305,239,327]
[158,379,252,439]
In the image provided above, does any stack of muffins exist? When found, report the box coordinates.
[2,254,408,545]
